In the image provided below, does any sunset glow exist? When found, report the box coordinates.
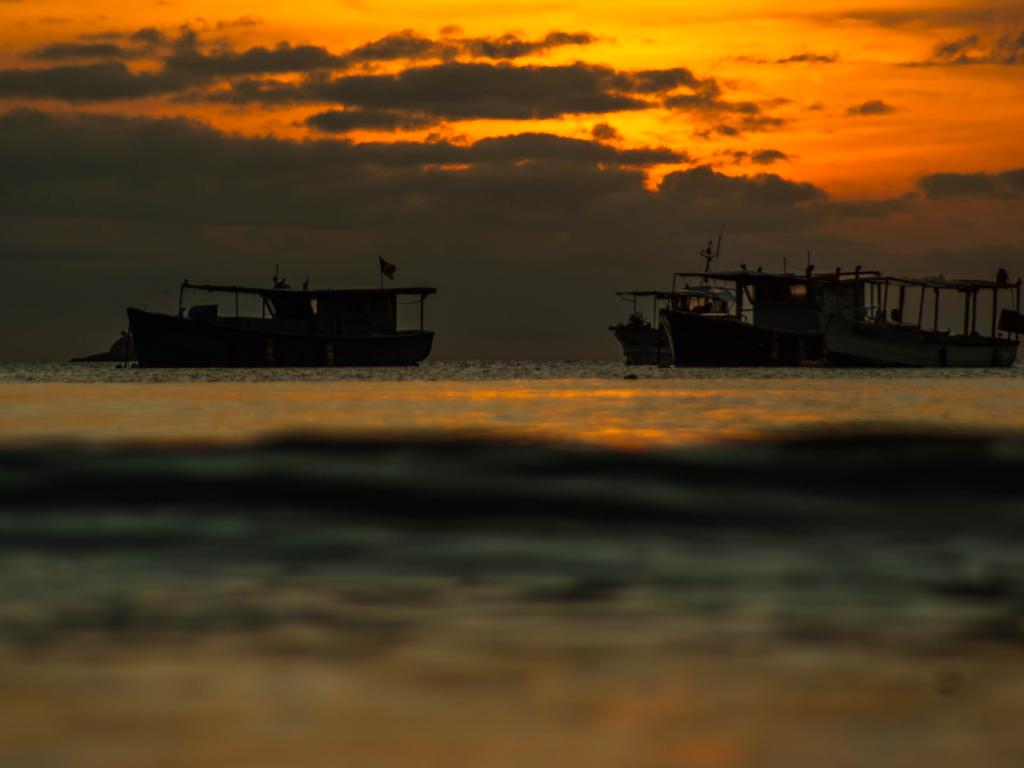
[2,1,1023,361]
[4,0,1023,196]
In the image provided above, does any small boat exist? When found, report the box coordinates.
[609,292,672,365]
[611,286,737,365]
[611,236,735,366]
[822,272,1022,367]
[128,277,436,367]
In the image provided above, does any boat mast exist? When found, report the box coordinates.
[701,226,724,284]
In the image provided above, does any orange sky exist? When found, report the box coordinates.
[3,0,1023,200]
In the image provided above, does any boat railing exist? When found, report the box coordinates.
[853,274,1023,341]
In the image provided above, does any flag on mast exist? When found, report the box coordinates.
[379,257,397,280]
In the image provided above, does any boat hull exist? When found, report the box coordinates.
[128,308,434,367]
[825,315,1018,367]
[610,324,671,365]
[660,311,826,367]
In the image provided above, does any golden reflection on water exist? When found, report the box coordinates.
[3,376,1024,447]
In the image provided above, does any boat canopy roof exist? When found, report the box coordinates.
[183,281,436,299]
[615,290,676,299]
[674,269,880,285]
[880,275,1020,291]
[617,287,736,302]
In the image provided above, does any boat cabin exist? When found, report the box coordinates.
[178,281,436,336]
[672,268,880,332]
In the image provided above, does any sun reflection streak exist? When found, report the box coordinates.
[3,374,1024,449]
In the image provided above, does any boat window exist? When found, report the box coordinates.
[789,283,808,299]
[310,298,318,316]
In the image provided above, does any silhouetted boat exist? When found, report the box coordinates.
[610,292,672,365]
[128,279,436,367]
[659,269,849,366]
[610,287,736,365]
[822,272,1022,367]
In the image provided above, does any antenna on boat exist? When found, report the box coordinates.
[700,226,724,283]
[272,264,289,289]
[701,241,714,274]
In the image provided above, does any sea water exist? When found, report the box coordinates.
[3,360,1024,445]
[2,362,1024,767]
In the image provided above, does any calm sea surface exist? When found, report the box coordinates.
[3,360,1024,445]
[3,362,1024,767]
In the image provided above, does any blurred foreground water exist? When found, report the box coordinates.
[1,363,1023,766]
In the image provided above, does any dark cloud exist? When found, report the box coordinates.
[467,132,684,166]
[0,109,684,219]
[0,62,188,101]
[591,122,620,142]
[659,164,824,209]
[775,53,837,64]
[26,42,134,61]
[918,169,1024,199]
[316,62,674,119]
[666,94,758,114]
[846,100,896,116]
[26,26,598,84]
[215,16,262,31]
[909,29,1024,65]
[750,149,789,164]
[832,8,1004,28]
[720,148,790,165]
[711,124,740,137]
[457,30,596,59]
[165,42,347,77]
[304,108,439,133]
[736,114,786,131]
[5,27,609,110]
[130,27,166,46]
[665,79,785,132]
[696,114,786,139]
[342,28,595,64]
[343,30,449,63]
[990,30,1024,63]
[2,27,765,134]
[202,62,654,119]
[612,67,703,93]
[931,34,980,62]
[73,26,167,45]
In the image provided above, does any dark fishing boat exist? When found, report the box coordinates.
[660,269,871,367]
[128,278,436,367]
